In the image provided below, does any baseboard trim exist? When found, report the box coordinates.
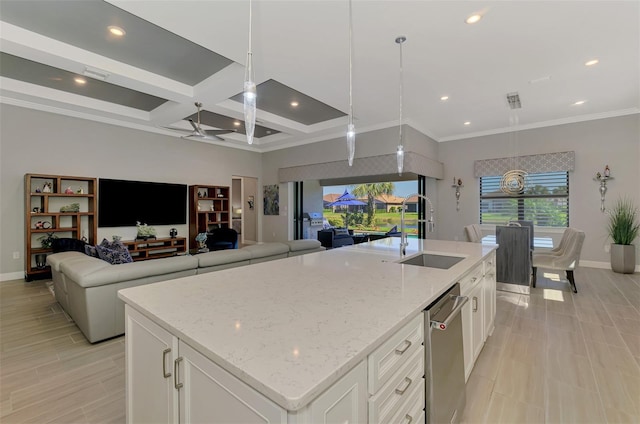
[1,271,24,282]
[580,260,640,273]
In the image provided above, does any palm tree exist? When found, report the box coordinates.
[352,183,394,227]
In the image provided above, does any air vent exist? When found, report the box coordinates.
[506,92,521,109]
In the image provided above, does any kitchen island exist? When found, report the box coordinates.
[119,238,497,423]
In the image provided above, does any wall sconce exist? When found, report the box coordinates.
[247,196,255,210]
[594,165,613,212]
[451,177,463,211]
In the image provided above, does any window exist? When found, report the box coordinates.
[480,171,569,227]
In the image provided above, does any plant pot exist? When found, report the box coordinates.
[611,244,636,274]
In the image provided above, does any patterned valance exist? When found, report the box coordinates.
[474,151,575,177]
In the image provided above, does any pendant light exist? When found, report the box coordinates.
[396,36,406,176]
[244,0,256,145]
[346,0,355,166]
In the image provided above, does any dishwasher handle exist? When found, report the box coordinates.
[430,295,469,331]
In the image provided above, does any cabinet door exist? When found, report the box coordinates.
[461,297,473,382]
[482,257,497,340]
[470,283,484,362]
[178,341,286,424]
[125,306,178,424]
[308,360,367,424]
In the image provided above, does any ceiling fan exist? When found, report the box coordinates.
[163,102,236,141]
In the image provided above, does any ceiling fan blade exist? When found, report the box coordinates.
[162,126,197,135]
[203,129,237,136]
[188,119,201,133]
[183,133,225,141]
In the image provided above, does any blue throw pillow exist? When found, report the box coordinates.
[96,244,133,264]
[84,244,98,258]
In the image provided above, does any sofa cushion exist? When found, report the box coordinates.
[243,242,289,259]
[85,244,99,257]
[96,244,133,264]
[64,255,199,288]
[47,251,87,271]
[333,228,350,237]
[284,239,322,252]
[197,249,251,268]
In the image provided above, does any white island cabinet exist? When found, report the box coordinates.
[119,238,497,423]
[460,251,497,381]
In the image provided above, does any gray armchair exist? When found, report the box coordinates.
[532,228,585,293]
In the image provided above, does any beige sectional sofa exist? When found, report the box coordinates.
[47,240,324,343]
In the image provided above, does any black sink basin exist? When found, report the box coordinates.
[399,253,465,269]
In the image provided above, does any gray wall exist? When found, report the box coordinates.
[436,114,640,266]
[0,104,262,278]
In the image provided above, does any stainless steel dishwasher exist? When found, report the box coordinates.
[424,283,468,424]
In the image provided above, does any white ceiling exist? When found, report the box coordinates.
[1,1,638,153]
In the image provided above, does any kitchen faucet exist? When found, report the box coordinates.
[400,193,435,256]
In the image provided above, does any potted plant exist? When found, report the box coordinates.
[608,197,640,273]
[136,222,157,240]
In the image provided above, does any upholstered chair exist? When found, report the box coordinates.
[532,228,585,293]
[464,224,483,243]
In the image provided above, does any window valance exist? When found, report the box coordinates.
[473,151,575,177]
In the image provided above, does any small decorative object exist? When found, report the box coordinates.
[198,203,201,211]
[60,202,80,213]
[136,221,157,240]
[64,187,73,194]
[42,182,52,193]
[35,254,47,270]
[111,235,121,242]
[451,177,464,211]
[32,207,41,213]
[210,204,215,211]
[170,228,178,238]
[198,191,204,198]
[34,221,51,229]
[35,221,44,229]
[608,197,639,274]
[195,232,209,252]
[35,187,41,193]
[594,168,613,212]
[38,232,58,249]
[77,188,84,194]
[247,196,255,210]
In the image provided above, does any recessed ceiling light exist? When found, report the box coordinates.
[74,77,86,85]
[464,121,471,126]
[440,96,449,101]
[290,101,299,107]
[233,121,241,127]
[266,130,272,134]
[108,26,125,37]
[466,14,482,24]
[585,59,599,67]
[572,100,586,106]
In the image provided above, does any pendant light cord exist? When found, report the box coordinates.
[248,0,253,54]
[397,37,405,147]
[348,0,353,124]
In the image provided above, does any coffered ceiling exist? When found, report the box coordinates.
[1,1,638,152]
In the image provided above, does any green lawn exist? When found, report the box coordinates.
[323,210,419,234]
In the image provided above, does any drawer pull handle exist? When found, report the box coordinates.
[395,340,412,355]
[471,277,478,283]
[395,377,412,395]
[405,414,413,424]
[162,348,172,378]
[473,296,478,312]
[174,357,183,390]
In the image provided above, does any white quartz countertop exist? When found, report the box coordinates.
[118,238,496,411]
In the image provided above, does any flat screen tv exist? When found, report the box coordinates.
[99,179,187,227]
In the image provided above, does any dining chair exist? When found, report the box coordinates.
[464,224,483,243]
[532,228,585,293]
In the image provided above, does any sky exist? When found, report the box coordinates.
[323,180,419,198]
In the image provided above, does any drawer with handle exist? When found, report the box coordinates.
[368,346,424,424]
[367,314,423,394]
[388,373,425,424]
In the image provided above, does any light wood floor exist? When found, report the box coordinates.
[0,267,638,423]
